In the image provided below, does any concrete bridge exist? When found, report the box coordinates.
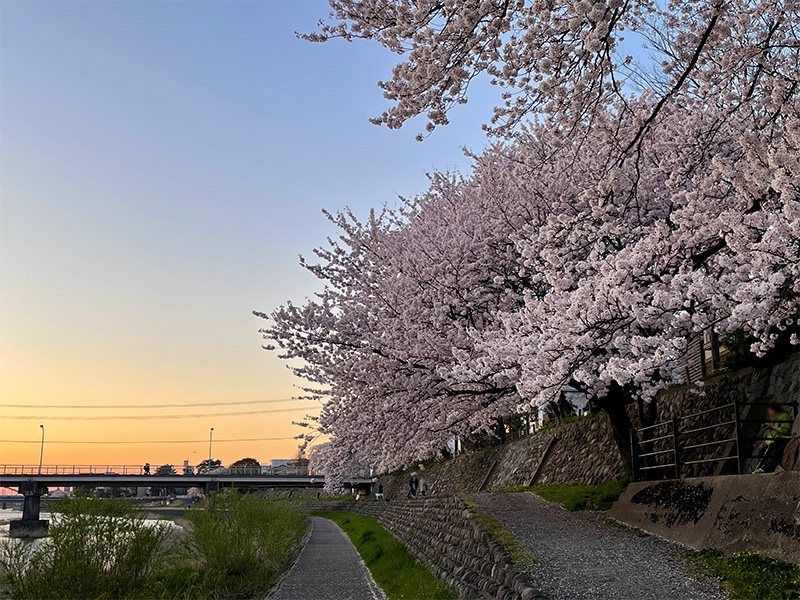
[0,464,372,538]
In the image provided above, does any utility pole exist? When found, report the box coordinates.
[38,425,45,475]
[208,427,214,465]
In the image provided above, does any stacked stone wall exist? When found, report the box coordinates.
[376,413,624,499]
[254,487,348,500]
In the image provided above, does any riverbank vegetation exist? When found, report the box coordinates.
[0,494,307,600]
[686,549,800,600]
[0,496,170,600]
[313,511,454,600]
[494,478,629,511]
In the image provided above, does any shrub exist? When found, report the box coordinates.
[182,493,307,598]
[0,496,172,600]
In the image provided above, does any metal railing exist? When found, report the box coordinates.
[631,398,798,481]
[0,464,322,477]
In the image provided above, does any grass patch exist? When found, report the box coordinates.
[458,493,537,572]
[686,549,800,600]
[494,477,628,511]
[313,511,454,600]
[0,493,307,600]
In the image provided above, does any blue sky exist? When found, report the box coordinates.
[0,1,495,464]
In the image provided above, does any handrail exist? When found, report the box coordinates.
[676,403,733,421]
[636,420,673,432]
[0,464,323,477]
[636,448,675,458]
[679,420,736,436]
[681,437,738,451]
[632,395,798,482]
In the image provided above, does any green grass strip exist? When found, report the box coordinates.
[458,493,537,572]
[312,512,454,600]
[686,549,800,600]
[493,477,628,511]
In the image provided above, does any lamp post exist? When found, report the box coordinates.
[38,425,45,475]
[208,427,214,466]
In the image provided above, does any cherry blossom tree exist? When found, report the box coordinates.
[263,0,799,483]
[257,147,551,479]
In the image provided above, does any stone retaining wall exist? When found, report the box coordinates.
[294,497,543,600]
[254,488,348,500]
[375,413,624,500]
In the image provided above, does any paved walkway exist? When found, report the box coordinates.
[475,492,728,600]
[269,516,386,600]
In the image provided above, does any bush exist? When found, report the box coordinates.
[0,494,308,600]
[181,493,307,598]
[0,496,172,600]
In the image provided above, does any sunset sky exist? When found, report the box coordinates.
[0,1,493,468]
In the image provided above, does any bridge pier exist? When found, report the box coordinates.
[9,481,49,538]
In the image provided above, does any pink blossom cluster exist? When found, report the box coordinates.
[263,0,800,486]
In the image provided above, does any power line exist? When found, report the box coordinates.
[0,398,319,409]
[1,407,315,421]
[0,436,298,445]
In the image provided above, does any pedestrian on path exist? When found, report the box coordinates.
[756,403,793,472]
[408,473,418,498]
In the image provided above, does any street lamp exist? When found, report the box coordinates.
[38,425,45,475]
[208,427,214,466]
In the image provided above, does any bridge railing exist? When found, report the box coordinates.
[0,465,150,476]
[0,464,324,477]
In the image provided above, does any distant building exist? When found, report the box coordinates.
[269,458,310,475]
[680,330,730,382]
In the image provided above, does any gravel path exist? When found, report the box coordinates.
[474,492,727,600]
[269,516,386,600]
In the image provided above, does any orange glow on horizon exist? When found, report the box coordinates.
[0,316,321,468]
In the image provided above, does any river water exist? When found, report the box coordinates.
[0,504,180,543]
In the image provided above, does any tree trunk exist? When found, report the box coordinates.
[495,416,507,444]
[547,400,562,426]
[594,382,635,477]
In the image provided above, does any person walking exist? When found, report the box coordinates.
[756,403,794,473]
[408,473,418,498]
[143,462,150,475]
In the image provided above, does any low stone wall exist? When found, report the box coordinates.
[295,497,543,600]
[255,488,348,500]
[375,413,623,500]
[610,472,800,564]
